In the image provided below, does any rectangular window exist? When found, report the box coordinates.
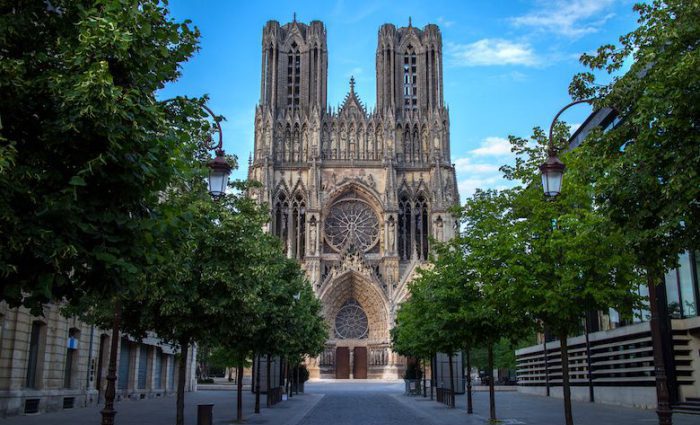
[167,355,175,390]
[137,345,148,389]
[118,339,130,390]
[154,348,163,389]
[26,322,44,388]
[63,328,79,388]
[678,252,697,316]
[665,268,682,318]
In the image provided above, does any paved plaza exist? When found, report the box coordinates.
[0,380,698,425]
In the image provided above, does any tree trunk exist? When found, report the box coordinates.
[266,354,272,408]
[466,348,473,414]
[422,358,427,397]
[430,353,434,400]
[295,362,300,395]
[543,325,551,397]
[176,338,189,425]
[100,300,121,425]
[488,342,496,422]
[236,364,244,422]
[559,330,573,425]
[254,354,261,414]
[648,270,673,425]
[283,357,289,398]
[448,353,455,408]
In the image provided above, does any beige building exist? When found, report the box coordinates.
[248,19,459,379]
[0,302,196,417]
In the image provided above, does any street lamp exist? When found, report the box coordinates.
[198,103,232,197]
[541,99,673,425]
[539,152,565,198]
[539,98,592,199]
[207,149,232,197]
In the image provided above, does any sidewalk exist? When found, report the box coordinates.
[393,389,700,425]
[0,390,322,425]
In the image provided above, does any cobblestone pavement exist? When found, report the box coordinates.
[1,381,698,425]
[0,389,322,425]
[389,386,700,425]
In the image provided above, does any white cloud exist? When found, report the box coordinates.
[454,158,500,174]
[437,17,455,28]
[447,39,539,67]
[453,136,518,200]
[470,137,512,156]
[458,177,502,199]
[510,0,615,38]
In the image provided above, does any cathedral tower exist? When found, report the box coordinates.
[248,19,459,379]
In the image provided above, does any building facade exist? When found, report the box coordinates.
[0,302,197,417]
[515,108,700,412]
[247,19,459,379]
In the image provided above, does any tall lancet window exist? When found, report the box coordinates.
[273,192,290,253]
[287,42,301,109]
[403,46,417,111]
[291,193,306,260]
[398,193,413,260]
[414,195,429,260]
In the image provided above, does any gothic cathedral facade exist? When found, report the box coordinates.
[248,19,459,379]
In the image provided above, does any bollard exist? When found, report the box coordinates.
[197,404,214,425]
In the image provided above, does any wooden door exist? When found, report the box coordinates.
[353,347,368,379]
[336,347,350,379]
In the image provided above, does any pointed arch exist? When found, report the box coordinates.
[398,190,413,261]
[414,192,430,260]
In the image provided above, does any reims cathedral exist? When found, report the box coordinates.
[248,18,459,379]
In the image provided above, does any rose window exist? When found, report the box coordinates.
[335,300,369,339]
[324,199,379,252]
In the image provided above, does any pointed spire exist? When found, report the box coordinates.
[349,76,355,94]
[293,12,297,23]
[408,16,412,27]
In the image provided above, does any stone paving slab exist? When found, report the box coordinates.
[2,381,698,425]
[393,388,700,425]
[0,390,322,425]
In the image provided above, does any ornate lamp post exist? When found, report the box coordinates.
[100,100,232,425]
[199,103,233,197]
[540,99,673,425]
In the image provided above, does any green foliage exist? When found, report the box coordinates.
[503,123,643,338]
[569,0,700,273]
[403,362,423,380]
[470,335,536,371]
[0,0,202,313]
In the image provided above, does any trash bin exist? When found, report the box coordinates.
[197,404,214,425]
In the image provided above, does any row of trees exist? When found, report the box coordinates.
[393,2,698,425]
[0,2,327,424]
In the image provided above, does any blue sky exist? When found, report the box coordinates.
[159,0,639,200]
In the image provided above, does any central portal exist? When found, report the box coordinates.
[353,347,368,379]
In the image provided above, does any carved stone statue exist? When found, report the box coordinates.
[309,217,318,255]
[435,217,444,242]
[387,217,396,253]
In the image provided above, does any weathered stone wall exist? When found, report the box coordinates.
[0,302,196,417]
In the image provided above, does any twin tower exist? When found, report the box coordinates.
[249,19,458,378]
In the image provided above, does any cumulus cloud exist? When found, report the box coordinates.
[510,0,616,38]
[469,137,513,156]
[447,39,539,67]
[453,136,517,201]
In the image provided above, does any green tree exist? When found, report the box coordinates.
[569,5,699,421]
[458,189,535,422]
[503,125,642,425]
[0,0,203,314]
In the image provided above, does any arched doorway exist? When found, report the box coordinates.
[318,271,395,379]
